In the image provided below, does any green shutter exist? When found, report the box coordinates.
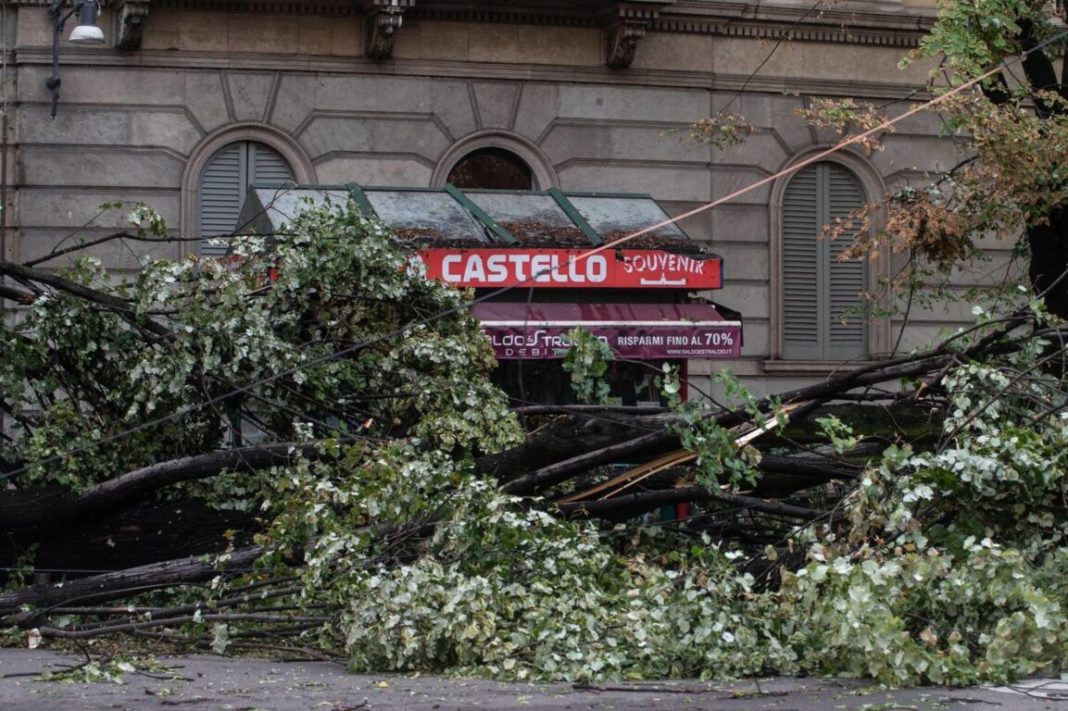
[825,164,868,360]
[781,163,868,360]
[782,165,821,360]
[197,142,294,256]
[250,143,294,185]
[198,143,245,256]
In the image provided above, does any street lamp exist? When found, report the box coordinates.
[47,0,106,119]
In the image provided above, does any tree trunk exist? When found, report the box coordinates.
[0,545,264,613]
[476,411,673,481]
[1028,205,1068,320]
[0,440,332,529]
[0,498,260,582]
[554,486,825,521]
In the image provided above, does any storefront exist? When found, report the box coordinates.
[239,184,742,404]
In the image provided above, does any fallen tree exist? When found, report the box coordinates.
[1,188,1068,684]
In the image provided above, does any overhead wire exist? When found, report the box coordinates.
[716,0,827,117]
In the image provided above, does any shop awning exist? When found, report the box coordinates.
[237,184,722,290]
[471,302,742,360]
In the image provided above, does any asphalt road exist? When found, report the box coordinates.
[1,650,1065,710]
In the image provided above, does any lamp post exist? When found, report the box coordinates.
[47,0,106,119]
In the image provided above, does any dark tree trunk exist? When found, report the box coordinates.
[0,498,260,578]
[0,440,332,529]
[0,545,264,613]
[1011,19,1068,319]
[476,411,674,481]
[1028,205,1068,320]
[554,486,824,521]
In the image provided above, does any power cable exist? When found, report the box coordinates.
[716,0,826,117]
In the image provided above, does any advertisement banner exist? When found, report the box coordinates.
[418,248,722,290]
[482,324,742,360]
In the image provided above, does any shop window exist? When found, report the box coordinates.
[197,141,294,256]
[446,147,534,190]
[493,360,669,406]
[781,162,868,361]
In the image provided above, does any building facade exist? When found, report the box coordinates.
[1,0,996,398]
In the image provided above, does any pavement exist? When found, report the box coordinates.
[1,650,1066,710]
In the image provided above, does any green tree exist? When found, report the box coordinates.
[0,198,520,519]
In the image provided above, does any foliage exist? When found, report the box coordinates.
[658,366,774,490]
[561,327,613,404]
[815,415,858,454]
[904,0,1049,80]
[260,327,1068,684]
[674,112,755,150]
[837,90,1068,275]
[795,98,894,154]
[828,1,1068,314]
[35,656,182,685]
[277,314,1068,685]
[0,200,520,492]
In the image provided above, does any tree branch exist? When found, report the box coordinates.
[555,486,825,521]
[0,259,172,338]
[0,546,265,613]
[0,440,344,528]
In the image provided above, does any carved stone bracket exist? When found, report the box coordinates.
[365,0,415,60]
[114,0,151,51]
[604,1,670,70]
[605,20,646,69]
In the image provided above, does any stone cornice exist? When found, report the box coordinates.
[13,46,933,101]
[10,0,936,40]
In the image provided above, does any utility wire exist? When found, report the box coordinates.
[716,0,826,117]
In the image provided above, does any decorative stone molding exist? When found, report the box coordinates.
[653,18,922,49]
[365,0,414,61]
[113,0,150,51]
[141,0,359,13]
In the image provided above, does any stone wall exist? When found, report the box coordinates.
[2,1,1012,397]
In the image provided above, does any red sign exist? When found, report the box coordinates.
[418,248,721,289]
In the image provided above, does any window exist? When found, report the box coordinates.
[781,162,868,361]
[197,141,294,256]
[446,147,534,190]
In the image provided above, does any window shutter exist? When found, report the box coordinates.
[782,165,822,360]
[250,143,294,185]
[197,142,294,256]
[197,143,245,257]
[781,163,868,361]
[825,164,867,360]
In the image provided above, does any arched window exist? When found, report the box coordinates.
[781,162,868,361]
[197,141,294,256]
[446,147,533,190]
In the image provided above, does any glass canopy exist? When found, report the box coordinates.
[238,184,704,253]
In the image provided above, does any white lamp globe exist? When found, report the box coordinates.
[69,1,105,45]
[69,23,105,44]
